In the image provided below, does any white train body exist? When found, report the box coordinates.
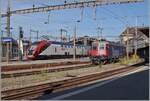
[27,40,91,59]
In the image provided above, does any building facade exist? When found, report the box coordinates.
[120,27,149,61]
[1,37,30,61]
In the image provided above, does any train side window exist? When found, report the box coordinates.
[55,47,57,53]
[65,52,67,55]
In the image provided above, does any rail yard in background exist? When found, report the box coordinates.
[0,0,149,100]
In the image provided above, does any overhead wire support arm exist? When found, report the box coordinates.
[1,0,143,17]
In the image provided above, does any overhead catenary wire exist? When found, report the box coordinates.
[101,7,127,25]
[2,0,146,39]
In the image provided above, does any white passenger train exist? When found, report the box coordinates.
[27,40,91,59]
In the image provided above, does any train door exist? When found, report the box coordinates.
[109,44,113,59]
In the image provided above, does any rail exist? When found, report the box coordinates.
[2,62,92,78]
[1,61,91,72]
[1,61,145,100]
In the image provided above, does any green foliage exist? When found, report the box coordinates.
[40,70,48,77]
[119,54,140,65]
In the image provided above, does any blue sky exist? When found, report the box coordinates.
[1,0,149,41]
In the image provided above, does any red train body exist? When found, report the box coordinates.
[89,40,125,64]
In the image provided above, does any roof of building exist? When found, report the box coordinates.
[138,27,149,37]
[120,27,149,38]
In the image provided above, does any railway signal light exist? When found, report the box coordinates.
[19,27,23,39]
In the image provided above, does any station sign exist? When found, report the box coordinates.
[2,37,13,42]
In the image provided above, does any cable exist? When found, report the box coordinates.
[101,7,127,25]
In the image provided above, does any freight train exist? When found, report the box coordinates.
[89,40,126,64]
[27,40,91,60]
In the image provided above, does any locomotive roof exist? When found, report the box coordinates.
[94,40,124,47]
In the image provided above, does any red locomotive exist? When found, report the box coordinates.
[89,39,126,64]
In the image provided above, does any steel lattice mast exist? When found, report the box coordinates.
[2,0,143,17]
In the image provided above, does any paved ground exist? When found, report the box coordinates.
[36,65,149,100]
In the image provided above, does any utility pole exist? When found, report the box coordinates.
[37,31,39,41]
[18,26,23,61]
[6,0,11,62]
[7,0,11,37]
[97,27,100,39]
[100,28,103,40]
[73,20,80,60]
[73,24,76,60]
[29,29,32,45]
[0,3,2,63]
[60,28,68,42]
[60,29,63,43]
[126,27,129,59]
[30,29,39,42]
[80,7,84,21]
[44,11,51,24]
[134,16,138,55]
[97,27,103,40]
[93,4,97,20]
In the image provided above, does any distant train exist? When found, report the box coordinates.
[89,40,126,64]
[27,40,91,60]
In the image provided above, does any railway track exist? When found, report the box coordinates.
[2,63,92,78]
[1,61,145,100]
[1,61,91,72]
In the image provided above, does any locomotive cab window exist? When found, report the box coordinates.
[99,43,104,50]
[92,42,97,50]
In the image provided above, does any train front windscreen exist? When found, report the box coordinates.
[28,42,39,55]
[92,42,98,50]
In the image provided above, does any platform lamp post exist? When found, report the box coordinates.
[0,5,2,63]
[73,20,80,60]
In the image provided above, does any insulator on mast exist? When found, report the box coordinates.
[93,5,97,20]
[44,11,51,24]
[80,7,84,21]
